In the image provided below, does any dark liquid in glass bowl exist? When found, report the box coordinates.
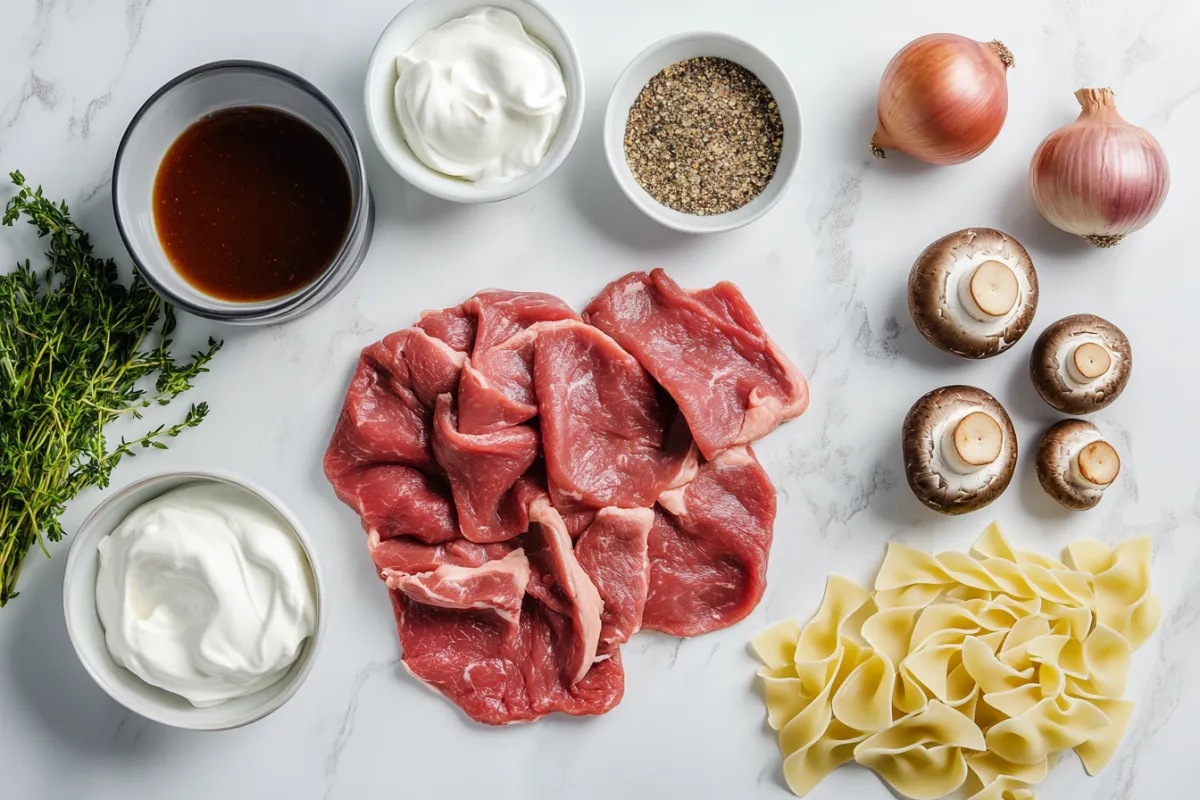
[153,106,352,302]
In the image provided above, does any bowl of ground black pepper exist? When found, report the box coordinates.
[604,33,801,234]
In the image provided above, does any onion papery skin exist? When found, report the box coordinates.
[1030,88,1170,247]
[872,34,1013,166]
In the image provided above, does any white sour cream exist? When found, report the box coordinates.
[95,483,317,708]
[394,6,567,182]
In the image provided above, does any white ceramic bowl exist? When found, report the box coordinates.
[604,32,802,234]
[62,471,326,730]
[113,61,375,326]
[364,0,584,203]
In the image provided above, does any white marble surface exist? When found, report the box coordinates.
[2,1,1198,798]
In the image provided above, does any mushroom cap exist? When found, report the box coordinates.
[1029,314,1132,414]
[902,385,1018,515]
[908,228,1039,359]
[1035,419,1117,511]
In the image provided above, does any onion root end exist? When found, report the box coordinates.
[1084,234,1124,248]
[988,40,1015,68]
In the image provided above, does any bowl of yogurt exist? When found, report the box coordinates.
[364,0,584,203]
[63,471,325,730]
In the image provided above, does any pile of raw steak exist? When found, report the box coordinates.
[324,270,809,724]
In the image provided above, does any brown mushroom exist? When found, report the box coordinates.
[1029,314,1131,414]
[902,385,1018,515]
[1036,419,1121,510]
[909,228,1039,359]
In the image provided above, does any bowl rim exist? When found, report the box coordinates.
[362,0,585,204]
[111,59,370,322]
[62,468,327,731]
[602,31,802,234]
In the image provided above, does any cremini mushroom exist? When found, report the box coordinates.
[908,228,1039,359]
[1036,419,1121,510]
[1029,314,1131,414]
[902,385,1018,515]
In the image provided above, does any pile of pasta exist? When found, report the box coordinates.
[751,524,1160,800]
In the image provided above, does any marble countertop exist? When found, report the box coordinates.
[3,1,1198,798]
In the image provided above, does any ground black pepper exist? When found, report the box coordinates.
[624,57,784,216]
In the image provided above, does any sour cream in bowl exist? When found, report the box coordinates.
[365,0,584,203]
[63,471,325,730]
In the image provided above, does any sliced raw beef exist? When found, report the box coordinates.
[534,320,698,510]
[385,547,531,625]
[324,328,465,477]
[641,446,776,637]
[517,601,624,717]
[417,289,578,356]
[368,530,513,574]
[457,328,539,435]
[432,394,538,543]
[325,273,805,725]
[561,509,597,538]
[468,290,579,352]
[392,591,624,725]
[386,527,618,725]
[521,497,603,684]
[575,507,655,646]
[583,269,809,459]
[331,464,459,544]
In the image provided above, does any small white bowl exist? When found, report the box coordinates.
[63,471,326,730]
[604,32,802,234]
[364,0,585,203]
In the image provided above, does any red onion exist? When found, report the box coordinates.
[1030,88,1170,247]
[872,34,1013,166]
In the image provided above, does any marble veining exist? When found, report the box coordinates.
[2,1,1199,798]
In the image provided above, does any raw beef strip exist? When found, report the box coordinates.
[330,464,459,544]
[368,530,513,574]
[468,290,579,352]
[641,446,776,637]
[385,548,531,625]
[432,394,538,543]
[415,305,476,353]
[386,526,618,725]
[323,328,464,477]
[561,509,597,538]
[518,601,625,718]
[583,269,809,459]
[533,319,698,510]
[392,592,624,725]
[575,507,654,646]
[521,497,603,684]
[417,290,578,356]
[457,328,539,435]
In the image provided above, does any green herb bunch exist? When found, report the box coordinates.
[0,172,221,606]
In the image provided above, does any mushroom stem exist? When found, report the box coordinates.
[1068,341,1112,382]
[944,411,1003,471]
[960,260,1019,320]
[1074,440,1120,487]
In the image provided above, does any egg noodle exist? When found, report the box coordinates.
[751,523,1160,799]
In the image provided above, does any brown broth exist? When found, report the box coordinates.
[153,106,352,302]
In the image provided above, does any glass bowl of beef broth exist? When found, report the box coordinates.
[113,61,374,325]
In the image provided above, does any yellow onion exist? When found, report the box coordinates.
[872,34,1013,165]
[1030,88,1169,247]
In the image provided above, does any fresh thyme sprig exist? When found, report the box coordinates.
[0,171,221,606]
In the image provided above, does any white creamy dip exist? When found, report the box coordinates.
[394,6,567,182]
[95,483,317,708]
